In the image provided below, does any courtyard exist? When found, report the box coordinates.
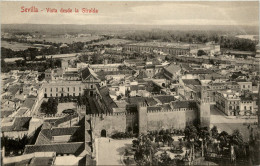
[96,137,133,165]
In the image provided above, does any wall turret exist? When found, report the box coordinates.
[137,102,148,135]
[197,99,210,128]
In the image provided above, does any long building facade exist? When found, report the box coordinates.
[123,42,220,55]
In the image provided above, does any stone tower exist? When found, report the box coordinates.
[137,102,148,135]
[197,99,211,128]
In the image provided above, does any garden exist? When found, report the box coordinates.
[122,125,250,166]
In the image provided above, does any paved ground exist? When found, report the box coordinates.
[96,138,133,165]
[211,106,257,124]
[57,102,77,114]
[210,106,258,141]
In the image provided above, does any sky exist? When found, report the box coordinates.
[1,1,259,26]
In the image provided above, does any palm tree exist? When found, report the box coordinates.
[184,125,198,141]
[211,126,219,139]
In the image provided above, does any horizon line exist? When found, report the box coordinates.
[2,23,259,27]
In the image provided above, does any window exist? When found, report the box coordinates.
[62,88,64,91]
[243,85,245,88]
[73,87,75,91]
[56,93,58,97]
[248,85,250,88]
[250,106,252,110]
[73,93,75,96]
[244,106,246,110]
[79,87,81,91]
[56,88,58,92]
[67,87,69,92]
[51,88,52,92]
[45,88,47,92]
[50,94,52,97]
[91,85,93,89]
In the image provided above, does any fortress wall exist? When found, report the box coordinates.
[185,109,198,125]
[147,109,198,131]
[147,110,186,130]
[90,114,127,138]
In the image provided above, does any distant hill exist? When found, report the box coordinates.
[1,24,259,35]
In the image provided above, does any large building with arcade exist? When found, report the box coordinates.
[123,41,220,55]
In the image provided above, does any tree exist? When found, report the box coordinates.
[160,151,171,165]
[231,129,243,146]
[38,73,45,81]
[211,126,219,139]
[184,125,198,141]
[218,131,230,148]
[197,50,207,56]
[1,135,29,155]
[40,97,58,114]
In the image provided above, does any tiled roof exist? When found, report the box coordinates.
[130,85,146,91]
[99,87,118,109]
[40,126,80,140]
[3,78,16,85]
[45,114,78,127]
[126,97,158,106]
[2,117,31,132]
[164,64,181,74]
[97,70,133,76]
[170,101,197,109]
[147,106,162,111]
[30,157,55,166]
[1,111,13,118]
[136,71,148,79]
[154,95,175,104]
[24,142,84,155]
[8,84,21,96]
[16,108,29,116]
[186,69,214,75]
[182,79,201,86]
[5,159,32,166]
[81,67,99,80]
[22,98,37,109]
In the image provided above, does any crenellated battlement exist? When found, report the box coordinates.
[147,108,195,113]
[89,112,137,118]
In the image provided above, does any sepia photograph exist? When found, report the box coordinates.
[0,1,260,165]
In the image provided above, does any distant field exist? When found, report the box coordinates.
[1,40,33,51]
[91,38,134,45]
[235,35,259,41]
[4,53,78,63]
[27,35,103,44]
